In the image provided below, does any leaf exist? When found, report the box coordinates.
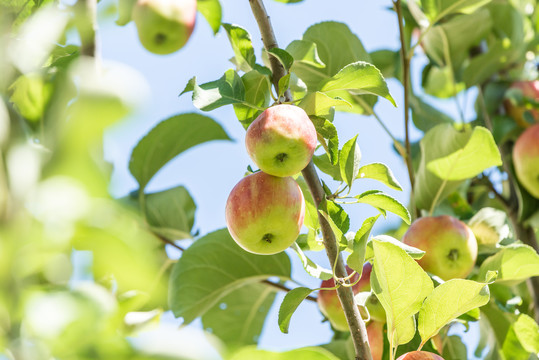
[370,49,400,80]
[230,346,341,360]
[278,287,313,333]
[291,243,332,280]
[129,113,231,190]
[478,244,539,284]
[278,74,290,99]
[347,215,380,273]
[169,229,291,324]
[418,279,491,343]
[9,72,53,122]
[320,62,396,106]
[144,186,196,240]
[296,177,319,231]
[299,92,351,120]
[339,135,362,188]
[354,191,411,224]
[222,24,255,72]
[201,283,275,350]
[116,0,137,25]
[286,40,325,68]
[426,126,501,181]
[468,207,509,250]
[197,0,222,34]
[502,314,539,358]
[318,200,349,247]
[310,116,339,164]
[194,70,246,111]
[356,163,403,191]
[313,154,342,181]
[371,240,434,346]
[365,235,426,261]
[233,70,271,128]
[409,95,454,133]
[431,0,493,21]
[268,48,294,73]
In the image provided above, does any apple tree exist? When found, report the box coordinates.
[0,0,539,359]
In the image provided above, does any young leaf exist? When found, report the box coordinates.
[9,73,53,122]
[129,113,231,190]
[371,240,434,346]
[355,190,411,224]
[233,70,271,128]
[299,92,351,120]
[197,0,222,34]
[286,40,325,68]
[310,116,339,164]
[191,70,246,111]
[169,229,291,324]
[478,244,539,284]
[426,126,502,181]
[365,235,426,261]
[347,215,380,273]
[222,24,255,72]
[291,243,332,280]
[356,163,403,191]
[320,62,396,107]
[318,200,349,247]
[339,135,361,188]
[278,287,314,333]
[268,48,294,73]
[277,73,290,98]
[418,278,491,344]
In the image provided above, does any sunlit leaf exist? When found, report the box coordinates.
[278,287,313,333]
[197,0,222,34]
[356,163,403,191]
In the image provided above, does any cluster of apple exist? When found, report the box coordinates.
[225,104,317,255]
[132,0,197,55]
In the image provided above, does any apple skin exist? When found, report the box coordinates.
[245,105,317,177]
[225,171,305,255]
[504,80,539,128]
[513,124,539,199]
[132,0,196,55]
[366,320,385,360]
[396,351,445,360]
[401,216,478,280]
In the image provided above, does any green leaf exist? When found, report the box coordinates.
[291,243,332,280]
[339,135,362,188]
[230,346,341,360]
[116,0,137,25]
[9,73,53,122]
[347,215,380,273]
[478,244,539,284]
[286,40,325,68]
[313,154,342,181]
[169,229,291,324]
[278,74,291,98]
[296,177,319,231]
[409,95,454,133]
[129,113,231,190]
[502,314,539,358]
[354,191,411,224]
[365,235,426,261]
[197,0,222,34]
[356,163,403,191]
[426,126,501,181]
[371,240,434,346]
[278,287,313,333]
[201,283,275,350]
[318,200,348,247]
[233,70,271,128]
[299,92,351,120]
[268,48,294,73]
[468,207,509,250]
[144,186,196,240]
[190,70,246,111]
[431,0,493,21]
[370,49,400,80]
[310,116,339,164]
[320,62,396,106]
[418,279,491,343]
[222,24,255,72]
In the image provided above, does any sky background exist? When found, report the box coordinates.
[95,0,479,358]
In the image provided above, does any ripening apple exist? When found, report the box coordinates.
[366,320,385,360]
[396,351,445,360]
[513,124,539,199]
[132,0,196,55]
[245,104,317,177]
[401,216,478,280]
[225,171,305,255]
[504,80,539,128]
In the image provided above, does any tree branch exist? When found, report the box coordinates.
[76,0,100,58]
[248,1,372,358]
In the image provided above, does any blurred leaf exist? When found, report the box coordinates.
[291,243,332,279]
[201,283,275,350]
[423,65,465,98]
[339,135,361,188]
[418,279,491,343]
[129,113,231,190]
[365,235,425,261]
[197,0,222,34]
[501,314,539,359]
[371,240,434,346]
[9,72,53,122]
[233,70,271,128]
[409,95,454,133]
[223,24,255,72]
[354,190,411,224]
[356,163,403,191]
[144,186,196,240]
[442,335,469,360]
[230,346,341,360]
[478,244,539,284]
[370,49,400,80]
[320,62,395,106]
[169,229,291,324]
[272,0,304,3]
[427,0,492,21]
[116,0,137,25]
[468,207,509,250]
[278,286,313,333]
[299,92,351,120]
[347,215,380,273]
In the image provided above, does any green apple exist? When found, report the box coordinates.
[225,171,305,255]
[245,104,317,177]
[513,123,539,199]
[504,80,539,128]
[397,351,445,360]
[401,216,478,280]
[132,0,196,55]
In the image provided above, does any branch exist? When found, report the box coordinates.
[261,280,317,302]
[248,1,372,358]
[76,0,100,58]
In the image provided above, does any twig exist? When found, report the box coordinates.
[154,233,186,251]
[248,1,372,359]
[76,0,100,59]
[261,280,317,302]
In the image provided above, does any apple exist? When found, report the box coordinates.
[225,171,305,255]
[504,80,539,127]
[401,216,478,280]
[396,351,445,360]
[245,104,317,177]
[366,320,385,360]
[513,123,539,199]
[132,0,196,55]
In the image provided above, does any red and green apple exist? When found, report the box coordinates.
[513,123,539,199]
[504,80,539,128]
[396,351,445,360]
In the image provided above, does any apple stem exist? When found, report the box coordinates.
[248,1,373,359]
